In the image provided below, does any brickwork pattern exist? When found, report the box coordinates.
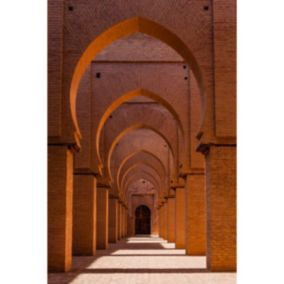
[206,146,236,271]
[96,187,109,249]
[48,146,73,272]
[175,188,186,249]
[73,175,97,255]
[108,198,118,243]
[185,174,206,255]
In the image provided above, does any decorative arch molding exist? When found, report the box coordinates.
[120,162,164,195]
[125,173,160,198]
[126,179,159,204]
[70,17,205,144]
[122,171,161,204]
[107,124,175,180]
[116,149,167,192]
[123,168,161,198]
[96,88,183,168]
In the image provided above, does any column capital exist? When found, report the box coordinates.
[97,176,111,188]
[167,195,175,199]
[73,169,99,177]
[48,136,81,152]
[170,183,185,190]
[109,194,119,199]
[179,168,205,179]
[196,137,236,155]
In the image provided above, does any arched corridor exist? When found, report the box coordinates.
[48,0,236,282]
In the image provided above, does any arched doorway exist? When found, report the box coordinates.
[135,205,151,234]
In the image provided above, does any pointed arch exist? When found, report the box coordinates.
[107,124,175,181]
[96,88,184,167]
[123,168,161,196]
[116,149,167,191]
[120,162,163,194]
[70,17,205,141]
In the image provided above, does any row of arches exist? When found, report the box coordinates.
[48,0,236,275]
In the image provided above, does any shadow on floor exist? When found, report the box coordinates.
[78,268,209,273]
[48,236,207,284]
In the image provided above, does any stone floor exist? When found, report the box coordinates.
[48,236,236,284]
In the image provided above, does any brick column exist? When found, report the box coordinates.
[122,206,126,237]
[175,187,186,248]
[48,145,73,272]
[96,186,109,249]
[167,196,176,243]
[121,206,124,238]
[108,197,118,243]
[117,202,121,240]
[124,208,128,237]
[185,172,206,255]
[204,145,236,271]
[158,206,162,238]
[163,201,168,240]
[159,204,165,239]
[120,204,124,238]
[73,174,97,256]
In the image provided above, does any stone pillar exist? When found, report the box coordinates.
[96,186,109,249]
[108,197,118,243]
[185,172,206,255]
[175,187,186,248]
[167,197,176,243]
[48,145,73,272]
[73,174,97,256]
[204,145,236,271]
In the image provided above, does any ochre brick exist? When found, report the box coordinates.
[96,187,109,249]
[185,174,206,255]
[48,145,73,272]
[73,175,97,256]
[206,146,236,271]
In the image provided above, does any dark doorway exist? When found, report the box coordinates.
[135,205,151,234]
